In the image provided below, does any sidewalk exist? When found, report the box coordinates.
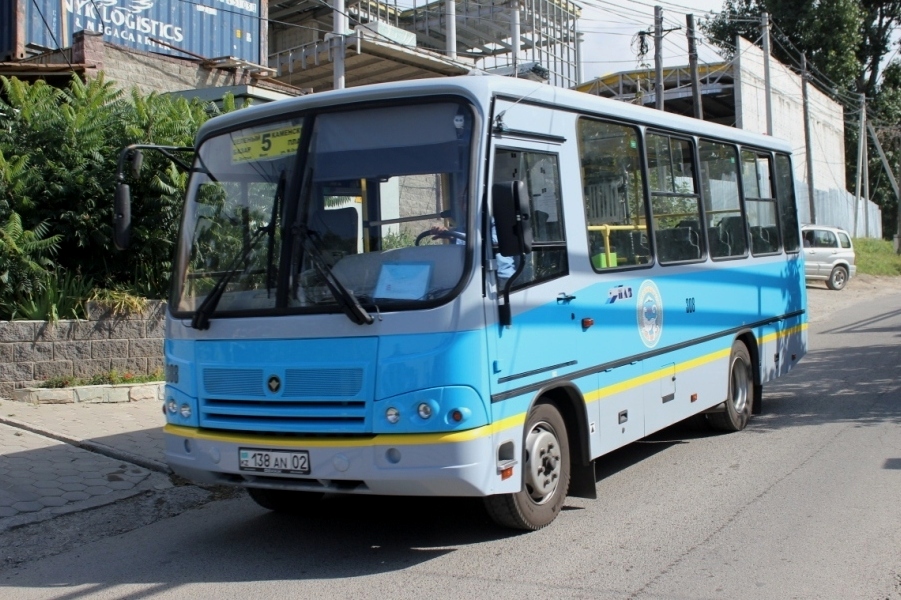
[0,398,171,531]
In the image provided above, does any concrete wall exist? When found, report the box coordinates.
[734,37,847,194]
[0,302,166,400]
[67,30,299,98]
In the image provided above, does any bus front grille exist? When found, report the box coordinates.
[199,398,368,433]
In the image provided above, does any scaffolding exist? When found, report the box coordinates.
[401,0,582,88]
[267,0,582,89]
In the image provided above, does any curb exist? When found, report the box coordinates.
[0,415,170,474]
[11,383,164,405]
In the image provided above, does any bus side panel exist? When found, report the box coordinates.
[590,362,646,457]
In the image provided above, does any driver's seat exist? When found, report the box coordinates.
[310,207,359,263]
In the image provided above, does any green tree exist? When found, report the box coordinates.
[0,74,222,299]
[0,212,61,316]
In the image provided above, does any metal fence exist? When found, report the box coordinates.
[796,187,882,238]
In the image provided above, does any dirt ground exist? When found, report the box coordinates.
[805,273,901,323]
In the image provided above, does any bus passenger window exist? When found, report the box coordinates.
[742,151,780,255]
[775,154,801,252]
[698,140,747,259]
[578,119,650,269]
[647,133,704,263]
[493,149,568,288]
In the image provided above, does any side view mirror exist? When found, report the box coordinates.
[492,180,532,256]
[114,183,131,250]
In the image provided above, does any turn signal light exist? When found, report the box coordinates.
[501,466,514,480]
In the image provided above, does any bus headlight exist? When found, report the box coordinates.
[386,407,400,424]
[179,403,192,419]
[167,399,178,414]
[417,403,433,419]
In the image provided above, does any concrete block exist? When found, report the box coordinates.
[34,360,73,380]
[92,339,129,359]
[0,343,13,362]
[12,387,74,404]
[0,362,35,382]
[35,321,77,342]
[53,341,93,361]
[74,321,109,341]
[129,383,163,402]
[112,320,145,339]
[130,338,162,357]
[15,342,53,362]
[73,359,112,378]
[0,382,14,399]
[145,319,164,338]
[0,321,35,342]
[111,357,147,373]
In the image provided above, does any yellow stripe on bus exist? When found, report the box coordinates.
[164,413,526,448]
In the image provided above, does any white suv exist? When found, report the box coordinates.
[801,224,856,290]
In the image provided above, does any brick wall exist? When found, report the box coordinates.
[0,301,166,399]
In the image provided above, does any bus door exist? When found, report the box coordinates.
[485,139,594,410]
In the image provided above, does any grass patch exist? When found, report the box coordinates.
[40,368,163,389]
[853,238,901,276]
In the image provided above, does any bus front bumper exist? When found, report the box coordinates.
[164,425,511,497]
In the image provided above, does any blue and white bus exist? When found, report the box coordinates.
[115,76,807,530]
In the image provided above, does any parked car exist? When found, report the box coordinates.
[801,224,856,290]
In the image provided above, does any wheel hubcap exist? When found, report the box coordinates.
[731,357,750,413]
[524,423,561,503]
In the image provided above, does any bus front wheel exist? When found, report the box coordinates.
[246,487,324,513]
[708,341,754,432]
[484,403,571,530]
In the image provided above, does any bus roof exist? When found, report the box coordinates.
[196,75,794,155]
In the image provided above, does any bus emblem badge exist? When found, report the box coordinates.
[636,280,663,348]
[267,376,281,393]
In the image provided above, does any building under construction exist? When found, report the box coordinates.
[267,0,582,91]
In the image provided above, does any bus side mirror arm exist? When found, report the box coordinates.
[113,144,194,251]
[492,181,532,326]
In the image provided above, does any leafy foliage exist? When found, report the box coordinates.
[0,74,233,319]
[0,212,62,315]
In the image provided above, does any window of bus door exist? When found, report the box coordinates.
[492,149,568,288]
[646,133,705,263]
[774,153,801,252]
[577,118,651,270]
[698,140,748,259]
[741,150,780,255]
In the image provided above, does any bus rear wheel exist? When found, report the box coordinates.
[246,487,324,513]
[708,341,754,432]
[484,403,570,530]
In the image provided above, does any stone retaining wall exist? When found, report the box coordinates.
[0,301,166,399]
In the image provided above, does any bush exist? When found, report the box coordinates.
[0,74,234,318]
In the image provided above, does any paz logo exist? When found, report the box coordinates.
[606,285,633,304]
[267,375,281,393]
[636,279,663,348]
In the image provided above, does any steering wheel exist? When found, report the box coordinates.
[415,229,466,246]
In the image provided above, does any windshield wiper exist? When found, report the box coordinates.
[190,224,271,330]
[295,225,373,325]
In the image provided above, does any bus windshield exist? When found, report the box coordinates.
[173,101,475,319]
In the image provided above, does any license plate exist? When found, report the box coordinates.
[238,448,310,475]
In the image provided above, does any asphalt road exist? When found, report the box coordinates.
[1,284,900,600]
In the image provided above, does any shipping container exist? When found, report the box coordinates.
[1,0,262,64]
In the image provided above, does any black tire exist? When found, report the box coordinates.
[246,487,324,513]
[826,266,849,291]
[708,341,754,432]
[484,403,570,531]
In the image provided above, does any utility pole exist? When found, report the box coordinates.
[760,12,773,135]
[802,54,816,224]
[686,14,703,120]
[332,0,347,89]
[446,0,457,60]
[863,116,870,236]
[655,6,664,110]
[854,94,865,236]
[511,2,520,77]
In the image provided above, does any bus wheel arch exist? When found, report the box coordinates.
[736,331,764,415]
[484,400,571,530]
[708,338,755,432]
